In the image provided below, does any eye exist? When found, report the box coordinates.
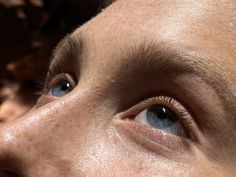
[49,80,73,97]
[134,97,189,138]
[46,73,76,97]
[117,96,196,152]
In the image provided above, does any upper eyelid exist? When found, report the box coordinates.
[44,36,230,131]
[116,95,202,142]
[116,96,181,120]
[43,73,77,95]
[42,34,83,93]
[48,35,231,112]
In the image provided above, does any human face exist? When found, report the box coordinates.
[0,0,236,176]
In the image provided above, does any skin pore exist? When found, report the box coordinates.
[0,0,236,176]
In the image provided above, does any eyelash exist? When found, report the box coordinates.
[40,73,193,131]
[147,96,191,126]
[112,95,200,154]
[41,72,76,95]
[35,72,76,107]
[37,72,196,146]
[120,95,195,140]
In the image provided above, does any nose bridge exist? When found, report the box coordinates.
[0,98,70,171]
[0,123,27,170]
[0,112,48,170]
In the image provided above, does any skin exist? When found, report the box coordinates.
[0,0,236,176]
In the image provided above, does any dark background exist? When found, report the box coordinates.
[0,0,104,121]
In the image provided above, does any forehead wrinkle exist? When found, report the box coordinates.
[118,41,236,112]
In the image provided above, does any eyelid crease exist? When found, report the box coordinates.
[47,35,233,125]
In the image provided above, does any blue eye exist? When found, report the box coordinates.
[49,80,73,97]
[146,106,177,128]
[135,105,187,137]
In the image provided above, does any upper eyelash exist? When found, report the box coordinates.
[141,96,181,114]
[160,96,195,139]
[44,73,77,96]
[148,96,190,120]
[129,95,194,138]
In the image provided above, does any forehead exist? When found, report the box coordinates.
[48,0,236,146]
[68,0,236,98]
[73,0,236,62]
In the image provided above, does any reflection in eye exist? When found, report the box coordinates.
[49,80,73,97]
[135,104,188,138]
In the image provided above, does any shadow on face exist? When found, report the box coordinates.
[0,0,235,176]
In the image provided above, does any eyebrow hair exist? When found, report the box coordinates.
[49,35,82,70]
[49,34,236,118]
[46,35,83,83]
[118,41,236,111]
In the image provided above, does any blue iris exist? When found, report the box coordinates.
[146,105,177,129]
[50,80,72,97]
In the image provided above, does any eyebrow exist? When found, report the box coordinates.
[49,35,83,70]
[49,34,236,113]
[46,35,83,83]
[116,41,236,112]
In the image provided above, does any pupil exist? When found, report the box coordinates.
[60,82,70,91]
[146,105,177,128]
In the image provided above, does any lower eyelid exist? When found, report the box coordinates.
[35,95,57,108]
[113,118,194,160]
[141,98,198,140]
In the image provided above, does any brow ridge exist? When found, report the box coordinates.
[118,41,236,112]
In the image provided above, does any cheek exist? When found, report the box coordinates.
[70,116,225,177]
[0,88,227,177]
[72,127,190,177]
[76,140,224,177]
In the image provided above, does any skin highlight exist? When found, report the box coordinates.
[0,0,236,176]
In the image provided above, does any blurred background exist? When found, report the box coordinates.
[0,0,104,122]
